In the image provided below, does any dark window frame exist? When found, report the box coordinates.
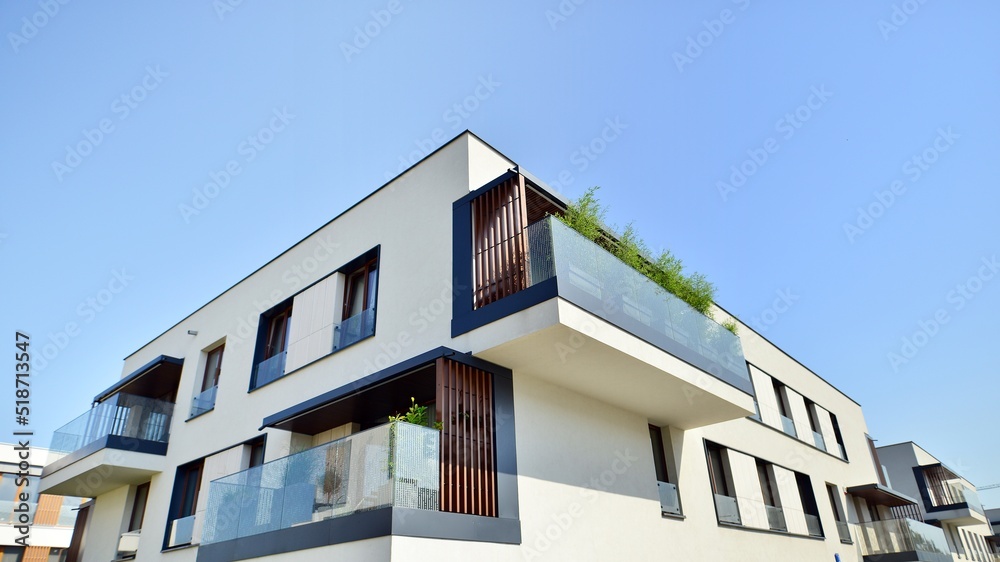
[202,345,224,392]
[128,482,150,532]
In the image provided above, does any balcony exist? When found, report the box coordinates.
[201,422,441,554]
[252,351,287,388]
[920,466,988,526]
[41,393,174,496]
[714,494,741,525]
[457,216,754,430]
[856,518,952,562]
[332,308,376,351]
[190,385,218,418]
[765,505,787,532]
[657,481,681,516]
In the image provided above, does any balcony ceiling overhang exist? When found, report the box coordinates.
[466,299,755,430]
[93,355,183,403]
[40,446,166,497]
[846,483,919,507]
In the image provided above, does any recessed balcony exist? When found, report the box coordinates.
[919,465,988,526]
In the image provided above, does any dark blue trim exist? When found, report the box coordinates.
[452,279,558,337]
[92,355,184,403]
[195,507,521,562]
[41,435,168,477]
[452,195,475,327]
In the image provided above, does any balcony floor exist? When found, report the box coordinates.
[463,298,754,429]
[40,437,167,496]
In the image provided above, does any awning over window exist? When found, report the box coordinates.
[846,483,919,507]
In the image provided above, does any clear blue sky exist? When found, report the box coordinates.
[2,2,998,505]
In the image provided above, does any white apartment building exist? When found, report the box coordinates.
[1,444,81,562]
[876,442,997,562]
[38,131,977,562]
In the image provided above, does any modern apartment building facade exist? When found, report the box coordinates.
[0,444,81,562]
[37,132,990,562]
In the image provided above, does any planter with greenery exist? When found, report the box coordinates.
[556,187,738,335]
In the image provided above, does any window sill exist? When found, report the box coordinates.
[661,511,685,520]
[716,521,826,541]
[161,542,199,553]
[186,407,215,421]
[744,416,849,463]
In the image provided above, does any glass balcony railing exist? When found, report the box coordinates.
[926,482,985,515]
[856,518,952,562]
[252,351,287,388]
[202,422,440,545]
[836,520,852,543]
[766,505,787,531]
[524,217,751,393]
[779,414,797,438]
[332,308,376,351]
[812,430,826,451]
[49,393,174,454]
[190,385,218,418]
[714,494,741,525]
[804,513,823,537]
[657,481,681,516]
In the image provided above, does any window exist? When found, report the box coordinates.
[649,425,681,516]
[252,302,292,389]
[803,399,826,451]
[249,438,265,468]
[830,413,847,460]
[202,345,224,392]
[757,460,786,531]
[335,252,378,349]
[166,460,203,548]
[128,482,150,532]
[796,472,823,537]
[772,381,797,437]
[706,442,740,525]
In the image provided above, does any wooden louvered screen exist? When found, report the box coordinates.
[23,547,54,562]
[436,358,496,517]
[472,174,530,309]
[32,494,62,526]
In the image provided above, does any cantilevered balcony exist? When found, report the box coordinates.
[919,465,988,526]
[454,211,754,429]
[855,518,952,562]
[41,392,175,496]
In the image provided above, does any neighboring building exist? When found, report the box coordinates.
[0,444,81,561]
[877,442,995,561]
[987,508,1000,559]
[35,131,986,562]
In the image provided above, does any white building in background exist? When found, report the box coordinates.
[1,444,81,562]
[876,442,997,561]
[36,131,988,562]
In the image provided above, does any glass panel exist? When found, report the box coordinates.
[657,481,681,516]
[780,414,797,438]
[804,513,823,536]
[167,514,196,547]
[714,494,741,525]
[49,393,175,454]
[836,520,852,542]
[855,518,952,562]
[332,308,376,351]
[524,218,750,389]
[190,385,218,418]
[766,505,787,531]
[253,351,287,388]
[812,431,826,451]
[202,422,440,545]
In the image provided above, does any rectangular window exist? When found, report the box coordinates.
[706,442,740,525]
[252,302,293,389]
[166,460,203,548]
[650,425,681,516]
[128,482,150,532]
[249,439,265,468]
[772,381,789,417]
[202,345,224,392]
[648,425,669,483]
[336,253,378,350]
[756,461,779,507]
[830,413,847,460]
[796,473,823,536]
[264,305,292,360]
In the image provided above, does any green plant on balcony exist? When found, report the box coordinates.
[557,187,737,335]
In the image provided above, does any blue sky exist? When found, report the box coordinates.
[2,2,998,505]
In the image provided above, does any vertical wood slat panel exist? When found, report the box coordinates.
[471,176,529,309]
[436,359,497,517]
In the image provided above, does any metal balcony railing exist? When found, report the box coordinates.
[202,422,440,545]
[49,393,174,454]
